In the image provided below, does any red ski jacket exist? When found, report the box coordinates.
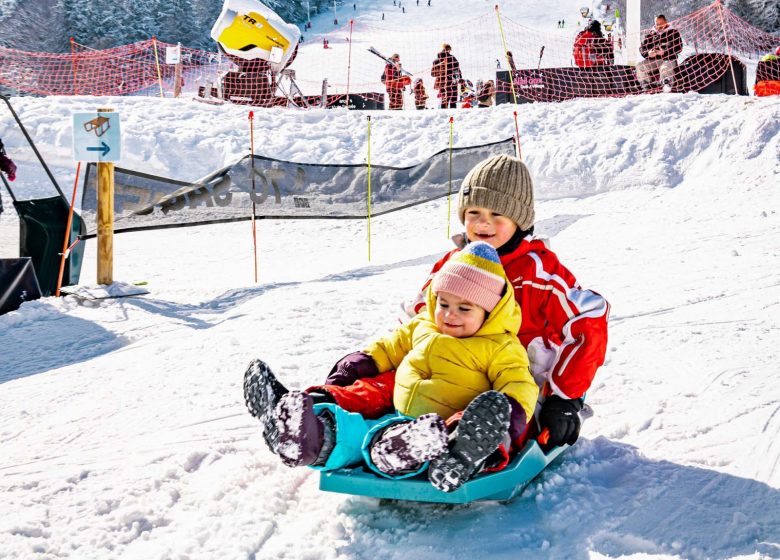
[406,236,610,400]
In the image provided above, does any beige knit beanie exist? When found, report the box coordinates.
[457,154,535,230]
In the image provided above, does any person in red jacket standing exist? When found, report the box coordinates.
[383,53,409,110]
[573,20,613,68]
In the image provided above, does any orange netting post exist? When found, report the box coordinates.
[346,19,355,105]
[69,37,78,95]
[512,111,522,159]
[56,162,82,296]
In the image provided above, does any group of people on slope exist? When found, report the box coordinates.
[243,154,610,492]
[574,14,683,92]
[384,44,495,110]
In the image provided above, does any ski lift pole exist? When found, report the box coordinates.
[249,111,258,283]
[152,37,164,98]
[447,116,455,238]
[346,19,354,105]
[56,162,82,297]
[494,5,518,105]
[366,116,372,262]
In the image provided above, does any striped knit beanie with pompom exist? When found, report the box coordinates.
[431,241,506,312]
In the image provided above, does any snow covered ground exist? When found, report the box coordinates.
[2,1,780,559]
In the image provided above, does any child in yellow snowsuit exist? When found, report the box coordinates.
[245,241,539,492]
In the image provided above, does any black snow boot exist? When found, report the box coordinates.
[243,359,289,454]
[369,413,448,475]
[428,391,510,493]
[275,391,335,467]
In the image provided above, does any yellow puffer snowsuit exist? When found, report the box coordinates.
[364,277,538,422]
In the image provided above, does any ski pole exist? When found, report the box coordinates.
[537,46,545,71]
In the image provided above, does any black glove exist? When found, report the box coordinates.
[539,395,583,448]
[324,351,379,386]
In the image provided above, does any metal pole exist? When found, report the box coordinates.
[716,1,740,95]
[333,0,338,24]
[307,0,311,25]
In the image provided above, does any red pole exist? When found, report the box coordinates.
[346,19,354,107]
[56,162,82,296]
[249,111,258,283]
[513,110,522,159]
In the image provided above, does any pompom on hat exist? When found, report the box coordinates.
[457,154,535,230]
[431,241,506,312]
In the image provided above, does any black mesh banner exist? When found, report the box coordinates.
[80,138,515,235]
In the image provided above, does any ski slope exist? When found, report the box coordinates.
[2,1,780,559]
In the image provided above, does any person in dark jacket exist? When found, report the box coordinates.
[431,43,461,109]
[636,14,683,92]
[476,79,495,107]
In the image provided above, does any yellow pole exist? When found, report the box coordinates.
[495,5,518,105]
[367,116,372,261]
[152,37,165,99]
[447,116,454,239]
[249,111,258,282]
[97,108,115,285]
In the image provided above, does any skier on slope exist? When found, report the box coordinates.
[244,241,539,492]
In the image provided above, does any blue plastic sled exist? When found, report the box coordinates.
[319,439,569,504]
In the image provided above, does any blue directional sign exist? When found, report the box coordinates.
[72,112,121,163]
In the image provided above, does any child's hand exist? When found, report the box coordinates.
[538,396,583,447]
[325,351,379,386]
[0,153,16,182]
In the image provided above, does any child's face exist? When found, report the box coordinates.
[434,291,487,338]
[463,206,518,249]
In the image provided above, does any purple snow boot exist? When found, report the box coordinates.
[370,413,449,475]
[275,391,335,467]
[243,359,289,454]
[428,391,510,493]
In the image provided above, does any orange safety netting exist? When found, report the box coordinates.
[0,1,777,107]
